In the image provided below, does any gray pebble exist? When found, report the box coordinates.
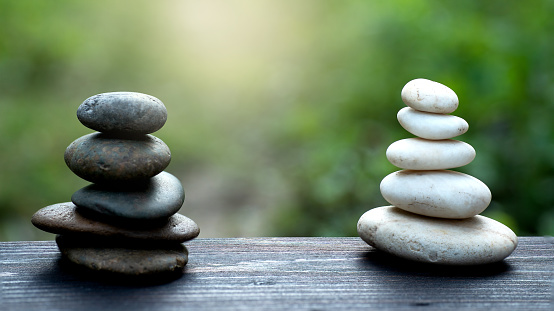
[77,92,167,135]
[64,133,170,183]
[72,171,184,221]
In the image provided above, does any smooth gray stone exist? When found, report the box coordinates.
[64,133,171,183]
[77,92,167,135]
[31,202,200,242]
[72,171,184,221]
[357,206,518,265]
[56,235,188,277]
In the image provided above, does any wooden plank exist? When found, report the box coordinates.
[1,237,552,310]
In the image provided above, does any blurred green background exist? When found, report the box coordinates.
[1,0,553,241]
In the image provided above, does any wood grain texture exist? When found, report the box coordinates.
[1,237,553,310]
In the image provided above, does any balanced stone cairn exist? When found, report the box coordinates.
[32,92,199,278]
[357,79,517,265]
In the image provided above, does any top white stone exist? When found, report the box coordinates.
[401,78,459,114]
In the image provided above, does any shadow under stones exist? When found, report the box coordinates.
[58,256,189,286]
[34,256,190,288]
[28,257,195,310]
[357,249,512,278]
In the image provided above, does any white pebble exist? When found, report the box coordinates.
[386,138,475,170]
[401,78,459,113]
[380,170,491,219]
[357,206,518,265]
[397,107,469,140]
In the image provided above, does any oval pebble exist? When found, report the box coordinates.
[386,138,475,170]
[401,79,459,114]
[64,133,171,183]
[56,234,188,276]
[72,171,184,221]
[31,202,200,242]
[357,206,518,265]
[380,170,491,219]
[397,107,469,140]
[77,92,167,135]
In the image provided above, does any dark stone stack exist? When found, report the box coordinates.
[32,92,199,279]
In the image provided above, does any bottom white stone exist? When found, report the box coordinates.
[357,206,517,265]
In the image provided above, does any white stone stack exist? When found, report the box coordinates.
[357,78,517,265]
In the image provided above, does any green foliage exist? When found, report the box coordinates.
[1,0,552,240]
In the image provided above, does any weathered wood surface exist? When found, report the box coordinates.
[1,237,552,310]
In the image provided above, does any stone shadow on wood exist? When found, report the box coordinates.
[356,249,512,278]
[34,255,192,287]
[27,256,195,310]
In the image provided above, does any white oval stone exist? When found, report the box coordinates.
[397,107,469,140]
[401,78,459,113]
[386,138,475,170]
[380,170,491,219]
[357,206,518,265]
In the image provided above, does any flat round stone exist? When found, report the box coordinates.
[386,138,475,170]
[401,78,459,114]
[380,170,491,218]
[56,235,188,276]
[397,107,469,140]
[77,92,167,135]
[64,133,171,183]
[31,202,200,242]
[357,206,518,265]
[72,171,184,221]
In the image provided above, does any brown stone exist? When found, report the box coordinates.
[55,235,188,276]
[31,202,200,242]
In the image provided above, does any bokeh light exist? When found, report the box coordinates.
[1,0,552,240]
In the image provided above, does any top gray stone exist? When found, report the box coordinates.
[77,92,167,135]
